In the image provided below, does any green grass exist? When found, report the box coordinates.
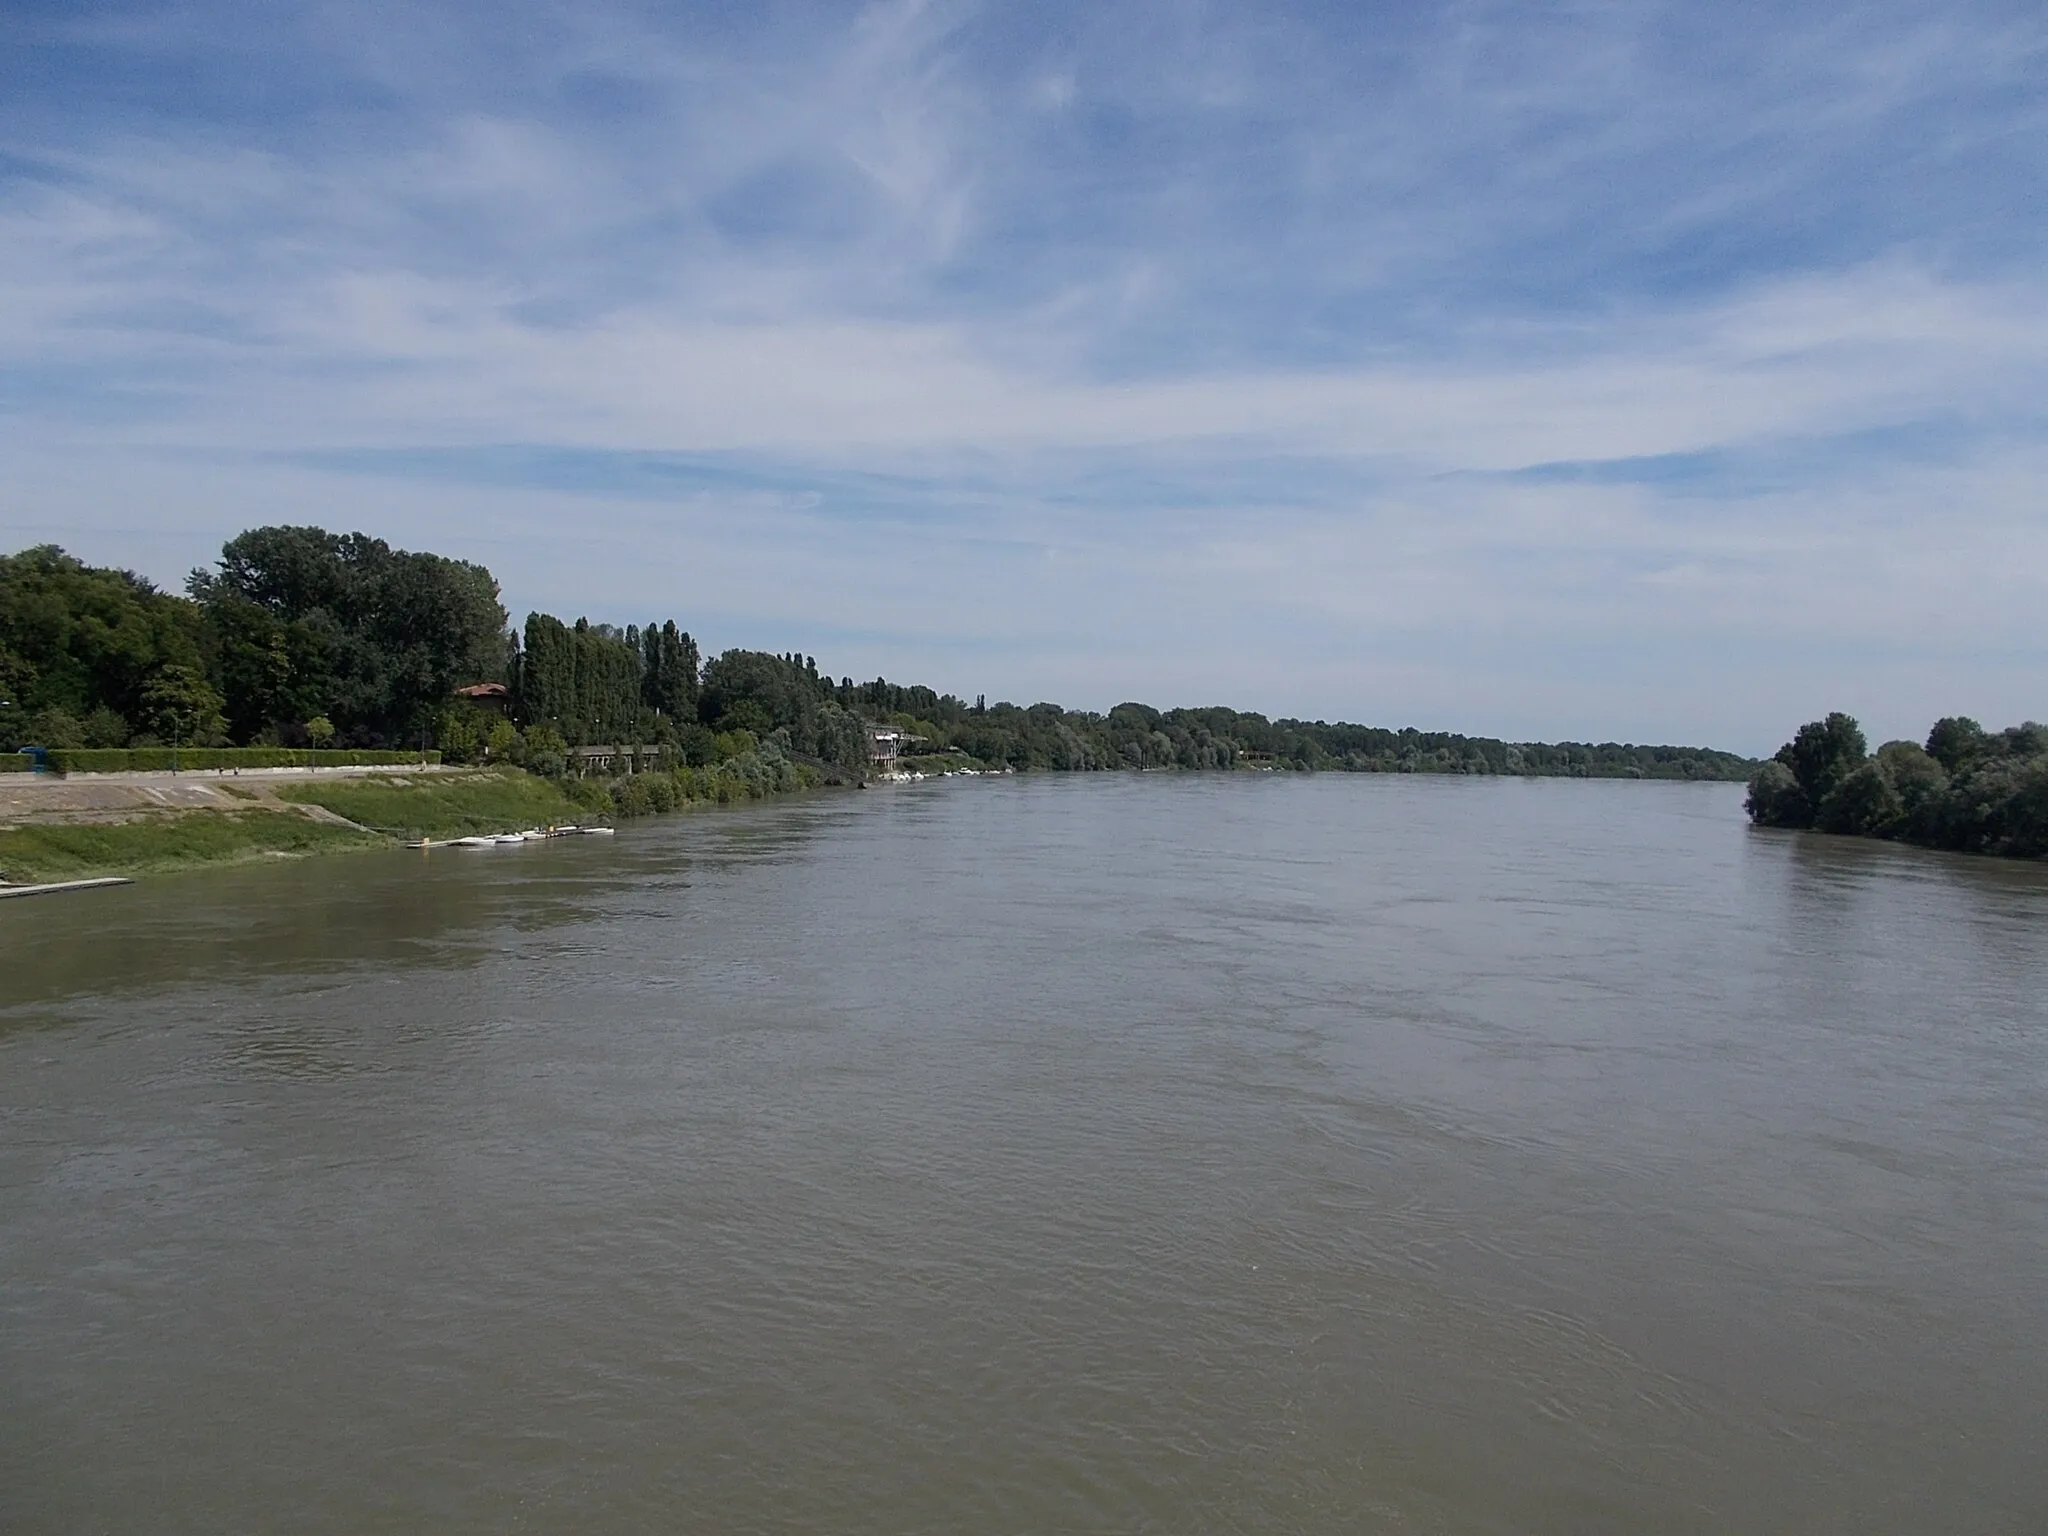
[0,811,378,884]
[0,770,610,883]
[275,770,604,840]
[898,752,989,774]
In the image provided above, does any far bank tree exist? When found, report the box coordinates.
[1748,711,2048,858]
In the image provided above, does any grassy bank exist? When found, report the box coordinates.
[0,770,611,883]
[0,811,378,884]
[275,769,607,840]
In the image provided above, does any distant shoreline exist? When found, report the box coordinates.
[0,761,1761,889]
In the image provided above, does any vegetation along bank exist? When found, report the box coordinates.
[2,524,1765,879]
[1747,713,2048,859]
[0,770,607,885]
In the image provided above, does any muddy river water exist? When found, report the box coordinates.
[4,775,2046,1532]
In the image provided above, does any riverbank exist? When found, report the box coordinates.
[274,772,610,840]
[0,810,380,883]
[1746,712,2047,860]
[0,769,606,884]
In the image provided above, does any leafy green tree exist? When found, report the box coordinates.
[1753,713,2045,860]
[1744,761,1808,826]
[716,698,774,736]
[516,613,649,745]
[1816,760,1903,837]
[81,706,130,748]
[140,665,228,747]
[711,727,757,760]
[567,620,642,745]
[641,620,699,721]
[366,548,508,739]
[211,525,355,616]
[812,700,871,773]
[1875,740,1948,840]
[1778,712,1867,810]
[437,703,501,765]
[2001,722,2048,759]
[2003,758,2048,859]
[1924,716,1986,775]
[524,723,569,778]
[306,716,337,749]
[699,650,821,734]
[195,527,506,746]
[27,708,87,748]
[200,592,335,742]
[0,545,210,739]
[0,642,34,748]
[675,721,718,767]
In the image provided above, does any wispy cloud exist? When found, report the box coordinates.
[2,0,2044,750]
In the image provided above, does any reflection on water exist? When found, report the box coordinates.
[3,776,2046,1534]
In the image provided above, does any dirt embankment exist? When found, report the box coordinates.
[0,774,371,831]
[0,769,606,884]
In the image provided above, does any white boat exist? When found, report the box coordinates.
[492,833,527,845]
[452,835,496,847]
[580,825,616,836]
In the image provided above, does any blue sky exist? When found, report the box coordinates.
[3,0,2045,751]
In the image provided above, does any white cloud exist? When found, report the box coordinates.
[2,0,2044,749]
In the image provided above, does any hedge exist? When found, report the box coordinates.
[41,747,442,774]
[0,754,32,772]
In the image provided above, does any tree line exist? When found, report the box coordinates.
[515,614,700,748]
[1746,712,2048,859]
[0,531,507,753]
[3,525,1757,787]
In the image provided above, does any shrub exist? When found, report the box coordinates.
[81,706,130,748]
[711,727,757,761]
[1816,761,1903,837]
[612,774,656,817]
[1758,714,2048,860]
[1745,760,1809,827]
[1781,712,1866,808]
[643,772,677,813]
[676,722,717,767]
[2002,758,2048,859]
[524,724,569,778]
[43,747,441,773]
[1925,716,1986,775]
[1876,741,1948,841]
[28,707,85,749]
[1925,757,2048,857]
[562,776,613,813]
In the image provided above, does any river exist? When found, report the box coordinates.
[4,774,2046,1532]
